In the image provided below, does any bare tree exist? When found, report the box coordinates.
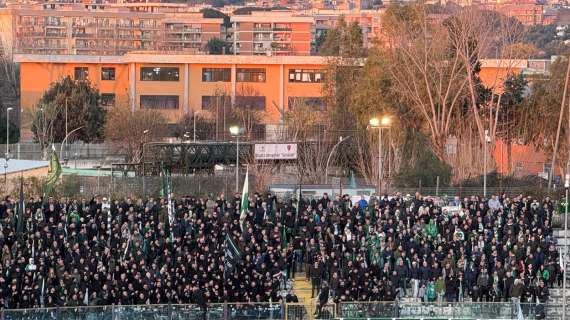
[0,26,18,111]
[446,8,525,175]
[381,3,468,162]
[243,151,280,191]
[233,85,264,140]
[104,107,167,163]
[31,104,59,159]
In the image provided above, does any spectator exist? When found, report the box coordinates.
[0,192,559,312]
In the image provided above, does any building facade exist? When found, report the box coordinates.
[15,53,327,128]
[492,3,557,26]
[312,9,383,49]
[0,2,223,56]
[230,11,313,56]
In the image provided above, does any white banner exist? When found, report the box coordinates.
[254,143,297,160]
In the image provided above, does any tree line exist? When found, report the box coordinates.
[312,3,570,187]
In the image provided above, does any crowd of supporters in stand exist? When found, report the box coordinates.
[0,192,558,310]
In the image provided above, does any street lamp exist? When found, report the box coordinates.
[369,116,391,195]
[4,107,12,183]
[325,135,351,184]
[5,107,13,159]
[229,125,244,193]
[140,130,150,160]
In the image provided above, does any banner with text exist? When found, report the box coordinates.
[254,143,298,160]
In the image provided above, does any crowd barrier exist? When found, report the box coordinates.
[337,301,556,319]
[0,301,563,320]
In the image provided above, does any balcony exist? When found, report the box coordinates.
[140,24,160,30]
[253,46,269,53]
[72,33,96,38]
[72,22,97,28]
[117,34,141,40]
[97,24,115,29]
[45,22,67,28]
[273,27,292,32]
[97,33,116,39]
[165,37,201,43]
[22,32,46,37]
[254,35,272,41]
[19,43,67,50]
[166,25,202,33]
[46,32,67,38]
[253,27,273,32]
[75,43,113,50]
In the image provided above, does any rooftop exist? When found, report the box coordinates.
[0,159,48,174]
[13,53,334,65]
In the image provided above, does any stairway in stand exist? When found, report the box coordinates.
[291,272,317,319]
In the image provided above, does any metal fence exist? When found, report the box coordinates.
[55,175,553,200]
[337,302,552,319]
[393,186,549,197]
[61,174,243,198]
[1,142,120,161]
[0,302,562,320]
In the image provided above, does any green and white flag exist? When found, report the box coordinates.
[161,166,175,241]
[17,176,25,237]
[239,168,249,231]
[44,145,61,196]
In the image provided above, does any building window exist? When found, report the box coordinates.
[202,68,231,82]
[237,68,266,83]
[288,69,325,83]
[101,67,115,81]
[288,97,326,111]
[140,95,179,109]
[100,93,115,108]
[235,96,265,111]
[544,162,552,175]
[140,67,179,81]
[201,95,231,111]
[74,67,89,81]
[515,161,524,173]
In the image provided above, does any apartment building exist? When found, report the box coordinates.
[231,11,313,56]
[252,0,311,8]
[15,53,327,132]
[491,3,557,25]
[312,0,373,9]
[312,9,383,49]
[0,2,223,56]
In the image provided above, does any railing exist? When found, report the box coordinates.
[338,302,556,320]
[0,303,283,320]
[0,302,561,320]
[45,22,67,27]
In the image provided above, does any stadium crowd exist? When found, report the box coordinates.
[0,192,558,309]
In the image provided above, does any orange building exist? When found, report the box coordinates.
[488,3,557,26]
[312,0,372,10]
[230,11,313,56]
[312,9,384,49]
[14,51,559,178]
[15,53,327,132]
[480,59,559,178]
